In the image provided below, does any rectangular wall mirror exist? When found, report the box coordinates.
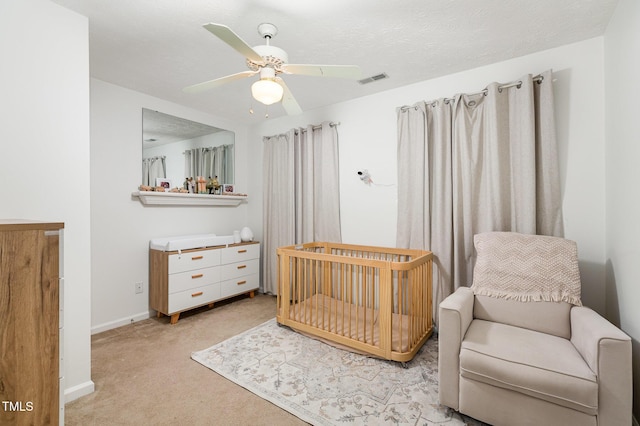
[142,108,234,190]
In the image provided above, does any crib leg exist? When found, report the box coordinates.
[276,322,291,330]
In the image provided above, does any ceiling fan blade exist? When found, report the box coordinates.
[281,64,362,79]
[183,71,257,94]
[276,78,303,115]
[203,23,264,65]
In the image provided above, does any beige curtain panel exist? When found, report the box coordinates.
[262,122,342,295]
[396,70,563,322]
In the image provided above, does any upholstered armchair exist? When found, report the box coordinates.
[438,232,632,426]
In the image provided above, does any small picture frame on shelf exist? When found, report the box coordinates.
[222,184,234,194]
[155,178,172,190]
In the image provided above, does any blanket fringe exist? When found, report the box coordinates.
[472,287,582,307]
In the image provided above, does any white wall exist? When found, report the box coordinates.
[248,37,607,313]
[604,0,640,418]
[90,79,253,333]
[0,0,93,402]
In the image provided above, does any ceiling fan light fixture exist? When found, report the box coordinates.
[251,78,284,105]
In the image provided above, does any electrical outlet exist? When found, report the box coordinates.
[135,282,143,294]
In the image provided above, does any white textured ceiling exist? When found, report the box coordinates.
[52,0,618,125]
[142,108,224,149]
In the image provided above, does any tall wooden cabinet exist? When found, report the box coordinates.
[0,220,64,426]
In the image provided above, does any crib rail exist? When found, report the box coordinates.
[277,242,433,362]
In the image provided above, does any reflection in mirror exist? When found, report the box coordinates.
[142,109,234,190]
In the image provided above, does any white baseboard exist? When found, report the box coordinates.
[64,380,95,403]
[91,311,152,335]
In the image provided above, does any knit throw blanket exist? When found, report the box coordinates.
[471,232,582,306]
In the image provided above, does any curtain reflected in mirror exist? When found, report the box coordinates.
[184,144,234,185]
[142,156,166,186]
[142,108,234,189]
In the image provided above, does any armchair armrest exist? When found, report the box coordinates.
[438,287,474,410]
[570,306,632,426]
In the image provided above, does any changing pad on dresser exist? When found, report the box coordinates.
[149,234,235,251]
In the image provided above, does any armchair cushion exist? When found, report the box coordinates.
[473,294,572,338]
[460,320,598,415]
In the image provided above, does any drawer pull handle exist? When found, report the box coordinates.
[237,265,247,269]
[192,256,204,260]
[191,291,203,297]
[237,280,247,285]
[238,249,247,253]
[191,274,203,279]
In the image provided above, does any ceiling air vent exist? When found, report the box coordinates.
[358,73,389,85]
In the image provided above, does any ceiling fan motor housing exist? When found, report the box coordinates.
[247,45,289,72]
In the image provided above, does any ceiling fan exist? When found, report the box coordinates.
[183,23,362,115]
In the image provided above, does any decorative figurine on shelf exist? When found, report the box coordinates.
[206,176,219,194]
[183,178,189,191]
[240,227,254,242]
[197,176,207,194]
[187,177,195,193]
[207,176,221,194]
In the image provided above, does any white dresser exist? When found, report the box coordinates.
[149,242,260,324]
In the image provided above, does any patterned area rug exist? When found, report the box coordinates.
[192,319,483,425]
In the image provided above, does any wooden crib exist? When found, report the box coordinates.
[276,242,433,363]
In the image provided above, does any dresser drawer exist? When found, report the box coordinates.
[168,283,220,313]
[169,249,221,274]
[220,274,259,299]
[221,243,260,264]
[220,258,259,281]
[169,266,220,294]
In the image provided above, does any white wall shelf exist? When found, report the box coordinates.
[132,191,247,206]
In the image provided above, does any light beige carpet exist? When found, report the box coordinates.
[64,294,306,426]
[192,318,484,425]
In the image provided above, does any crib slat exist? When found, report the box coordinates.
[325,259,332,332]
[379,264,392,359]
[357,266,362,341]
[340,262,345,336]
[348,262,353,339]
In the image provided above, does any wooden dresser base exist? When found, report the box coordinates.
[156,290,256,324]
